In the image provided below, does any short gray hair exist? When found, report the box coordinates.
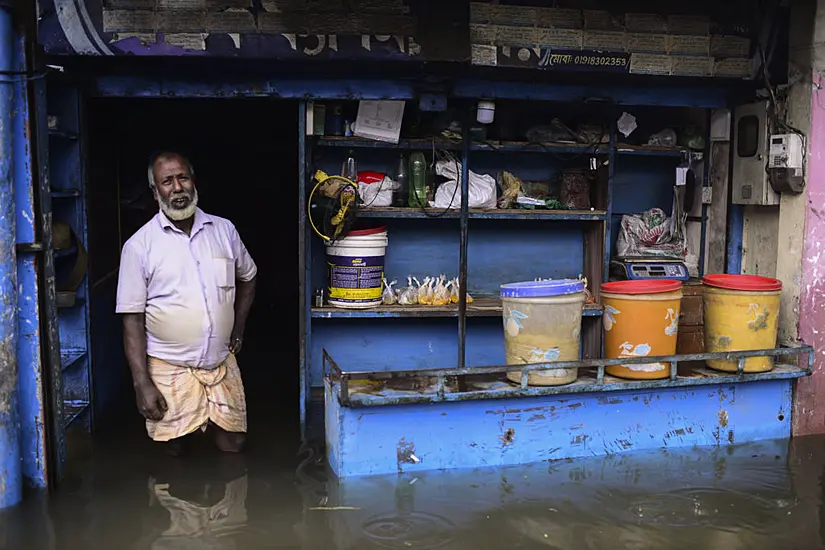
[147,151,195,188]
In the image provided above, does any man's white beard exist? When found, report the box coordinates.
[158,188,199,221]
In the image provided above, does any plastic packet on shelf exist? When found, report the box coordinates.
[449,278,473,304]
[398,276,419,305]
[418,277,434,305]
[382,278,398,305]
[432,275,451,306]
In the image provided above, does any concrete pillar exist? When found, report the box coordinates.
[793,0,825,435]
[0,2,22,507]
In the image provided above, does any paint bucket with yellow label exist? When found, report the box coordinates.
[326,226,388,309]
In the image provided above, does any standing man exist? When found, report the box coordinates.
[116,151,257,455]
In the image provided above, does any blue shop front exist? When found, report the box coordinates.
[7,0,809,499]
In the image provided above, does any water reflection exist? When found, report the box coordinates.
[144,474,248,549]
[3,436,825,549]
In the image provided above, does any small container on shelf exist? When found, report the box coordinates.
[500,279,586,386]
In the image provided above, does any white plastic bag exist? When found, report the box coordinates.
[431,159,497,209]
[357,172,398,208]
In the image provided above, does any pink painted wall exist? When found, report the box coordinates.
[795,72,825,435]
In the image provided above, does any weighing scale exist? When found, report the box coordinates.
[610,257,690,281]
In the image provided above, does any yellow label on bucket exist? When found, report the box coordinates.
[328,287,383,300]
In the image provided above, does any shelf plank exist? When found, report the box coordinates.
[54,246,78,258]
[64,400,90,428]
[357,207,459,219]
[315,137,611,155]
[61,348,86,370]
[469,209,606,221]
[57,297,86,310]
[49,128,79,140]
[316,136,460,150]
[51,189,81,198]
[317,136,685,157]
[471,141,609,155]
[312,299,603,319]
[615,144,687,157]
[356,207,606,221]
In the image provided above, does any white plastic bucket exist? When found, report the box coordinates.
[326,226,388,309]
[500,279,586,386]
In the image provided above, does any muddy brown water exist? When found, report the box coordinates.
[3,425,825,550]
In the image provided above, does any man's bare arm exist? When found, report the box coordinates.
[230,276,256,354]
[123,313,166,420]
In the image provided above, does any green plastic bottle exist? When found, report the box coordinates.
[408,151,427,208]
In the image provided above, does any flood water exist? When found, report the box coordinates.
[4,421,825,550]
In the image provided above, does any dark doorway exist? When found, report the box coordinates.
[84,98,300,448]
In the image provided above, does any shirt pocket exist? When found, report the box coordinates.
[213,258,236,303]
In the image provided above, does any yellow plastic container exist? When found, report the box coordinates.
[601,280,683,380]
[702,274,782,373]
[500,279,586,386]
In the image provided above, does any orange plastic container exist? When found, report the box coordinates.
[601,280,683,380]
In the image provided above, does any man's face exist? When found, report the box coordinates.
[152,155,198,221]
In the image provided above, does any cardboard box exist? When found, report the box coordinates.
[714,57,752,78]
[537,28,583,49]
[625,13,667,33]
[671,55,713,77]
[667,35,710,56]
[583,30,627,52]
[627,33,667,54]
[629,53,671,75]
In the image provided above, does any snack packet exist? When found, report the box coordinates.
[418,276,434,305]
[449,278,474,303]
[432,275,451,306]
[382,278,398,305]
[398,276,419,305]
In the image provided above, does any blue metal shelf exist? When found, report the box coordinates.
[60,349,86,371]
[63,400,90,428]
[470,209,606,221]
[312,300,604,319]
[51,189,80,198]
[316,136,461,150]
[57,298,85,310]
[356,207,606,221]
[357,207,459,219]
[54,246,77,258]
[471,141,609,155]
[48,80,94,446]
[615,144,687,157]
[48,128,78,140]
[316,136,610,156]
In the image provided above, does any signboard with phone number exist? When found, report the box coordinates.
[489,47,631,72]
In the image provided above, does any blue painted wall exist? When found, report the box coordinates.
[610,154,685,256]
[312,319,458,385]
[467,220,584,295]
[310,218,461,293]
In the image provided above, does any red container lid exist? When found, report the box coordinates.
[702,274,782,292]
[346,226,387,237]
[601,280,683,295]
